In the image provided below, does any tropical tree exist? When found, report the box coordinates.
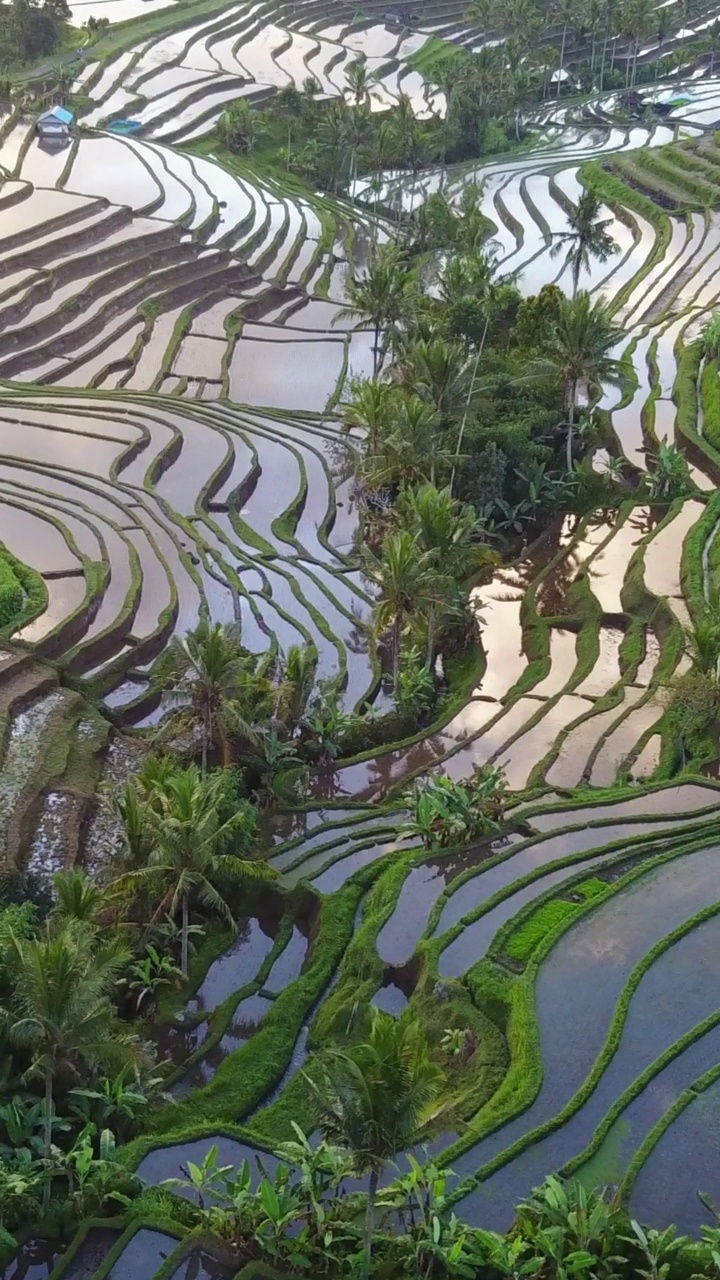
[337,244,419,375]
[622,0,654,85]
[4,925,135,1169]
[531,290,623,470]
[156,620,273,773]
[218,99,259,153]
[551,0,580,97]
[275,643,317,731]
[346,59,376,107]
[342,378,399,451]
[397,337,476,424]
[702,312,720,360]
[365,531,439,681]
[647,438,693,501]
[550,191,618,296]
[112,766,273,974]
[306,1009,444,1268]
[52,869,106,925]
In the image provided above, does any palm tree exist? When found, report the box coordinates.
[276,643,317,731]
[112,767,273,974]
[362,396,453,493]
[622,0,654,85]
[342,379,398,451]
[365,531,439,682]
[397,337,475,424]
[398,484,490,665]
[157,620,272,774]
[52,870,106,925]
[551,0,579,98]
[346,59,376,107]
[532,291,623,471]
[5,925,134,1170]
[550,191,618,297]
[306,1009,444,1268]
[336,243,418,376]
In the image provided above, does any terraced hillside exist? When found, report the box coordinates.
[9,3,720,1274]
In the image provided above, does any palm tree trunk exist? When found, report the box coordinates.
[364,1168,380,1271]
[373,322,380,377]
[201,711,209,779]
[557,23,568,100]
[599,29,608,86]
[392,614,402,686]
[566,380,578,472]
[450,316,488,495]
[43,1067,53,1210]
[425,605,436,671]
[181,895,190,976]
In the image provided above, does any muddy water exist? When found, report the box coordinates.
[170,1252,233,1280]
[434,812,701,943]
[186,915,279,1015]
[585,508,654,615]
[63,1230,122,1280]
[452,843,720,1206]
[0,1240,64,1280]
[530,783,719,831]
[535,514,612,617]
[578,1023,720,1199]
[590,698,665,786]
[309,834,413,894]
[529,630,578,696]
[644,498,705,598]
[377,862,446,967]
[172,994,272,1095]
[462,908,720,1231]
[106,1231,177,1280]
[574,627,624,697]
[264,925,308,992]
[497,695,593,790]
[371,982,408,1016]
[545,688,644,788]
[18,574,87,643]
[632,734,661,778]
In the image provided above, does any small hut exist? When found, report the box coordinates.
[36,105,74,138]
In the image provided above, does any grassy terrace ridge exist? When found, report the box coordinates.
[7,0,720,1270]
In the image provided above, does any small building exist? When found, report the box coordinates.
[36,105,74,138]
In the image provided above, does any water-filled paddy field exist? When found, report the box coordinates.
[7,0,720,1271]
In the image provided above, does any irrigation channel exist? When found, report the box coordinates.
[10,7,720,1275]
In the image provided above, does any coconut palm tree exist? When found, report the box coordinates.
[550,191,618,297]
[622,0,654,85]
[346,59,376,108]
[365,531,440,682]
[52,870,106,925]
[157,620,273,774]
[551,0,579,97]
[362,397,453,493]
[5,925,135,1170]
[531,290,623,471]
[306,1009,444,1269]
[342,379,398,451]
[336,243,419,376]
[276,643,317,732]
[397,337,476,424]
[112,766,273,975]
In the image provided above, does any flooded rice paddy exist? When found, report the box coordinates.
[3,24,720,1266]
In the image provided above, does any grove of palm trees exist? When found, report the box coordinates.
[6,0,720,1275]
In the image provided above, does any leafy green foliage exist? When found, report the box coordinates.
[401,767,507,848]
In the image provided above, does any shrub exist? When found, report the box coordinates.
[0,554,24,627]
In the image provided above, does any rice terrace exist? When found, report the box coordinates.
[11,0,720,1275]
